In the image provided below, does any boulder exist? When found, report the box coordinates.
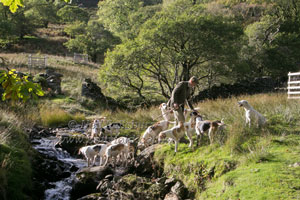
[34,68,63,95]
[81,78,105,100]
[71,166,113,200]
[134,144,163,177]
[55,133,90,156]
[81,78,124,110]
[27,125,54,140]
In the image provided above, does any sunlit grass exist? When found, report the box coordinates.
[39,105,85,127]
[154,92,300,199]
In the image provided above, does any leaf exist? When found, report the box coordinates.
[35,88,45,96]
[1,69,45,102]
[0,0,24,13]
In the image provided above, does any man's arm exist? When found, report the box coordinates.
[186,99,194,110]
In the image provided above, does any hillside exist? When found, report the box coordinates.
[1,0,300,199]
[1,90,300,199]
[1,41,300,200]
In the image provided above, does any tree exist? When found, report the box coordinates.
[240,0,300,78]
[24,0,59,28]
[97,0,143,40]
[100,0,243,100]
[0,4,33,43]
[64,20,121,62]
[57,5,89,23]
[63,21,86,38]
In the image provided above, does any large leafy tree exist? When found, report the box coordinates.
[100,0,243,100]
[240,0,300,78]
[24,0,59,28]
[0,4,32,44]
[57,5,89,23]
[64,20,121,62]
[97,0,143,40]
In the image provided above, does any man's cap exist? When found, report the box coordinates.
[190,76,199,84]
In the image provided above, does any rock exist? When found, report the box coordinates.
[171,181,186,197]
[112,174,168,199]
[165,178,176,185]
[31,150,73,194]
[34,68,63,95]
[81,78,124,110]
[164,192,180,200]
[81,78,104,100]
[134,144,163,177]
[71,166,113,199]
[293,162,300,167]
[77,193,107,200]
[55,133,90,155]
[27,125,54,140]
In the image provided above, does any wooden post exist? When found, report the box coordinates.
[44,56,47,68]
[287,72,300,99]
[28,54,32,73]
[288,72,291,99]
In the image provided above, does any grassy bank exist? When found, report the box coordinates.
[0,108,34,200]
[154,93,300,199]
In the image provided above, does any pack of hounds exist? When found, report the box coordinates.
[78,99,266,167]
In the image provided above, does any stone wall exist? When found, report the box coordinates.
[193,76,287,102]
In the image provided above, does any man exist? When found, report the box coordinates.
[167,76,199,124]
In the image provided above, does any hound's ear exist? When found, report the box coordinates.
[159,103,163,109]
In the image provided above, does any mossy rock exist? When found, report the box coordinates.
[116,174,169,199]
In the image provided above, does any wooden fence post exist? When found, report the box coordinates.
[287,72,300,99]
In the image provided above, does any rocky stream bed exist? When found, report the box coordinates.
[28,126,194,200]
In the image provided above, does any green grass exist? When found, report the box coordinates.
[0,109,34,200]
[199,135,300,200]
[154,93,300,199]
[154,135,300,199]
[39,105,86,127]
[0,144,32,200]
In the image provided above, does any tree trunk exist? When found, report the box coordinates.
[181,62,190,81]
[91,54,97,63]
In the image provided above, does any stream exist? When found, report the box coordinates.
[28,126,192,200]
[32,136,86,200]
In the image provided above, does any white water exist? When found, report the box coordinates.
[33,137,86,200]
